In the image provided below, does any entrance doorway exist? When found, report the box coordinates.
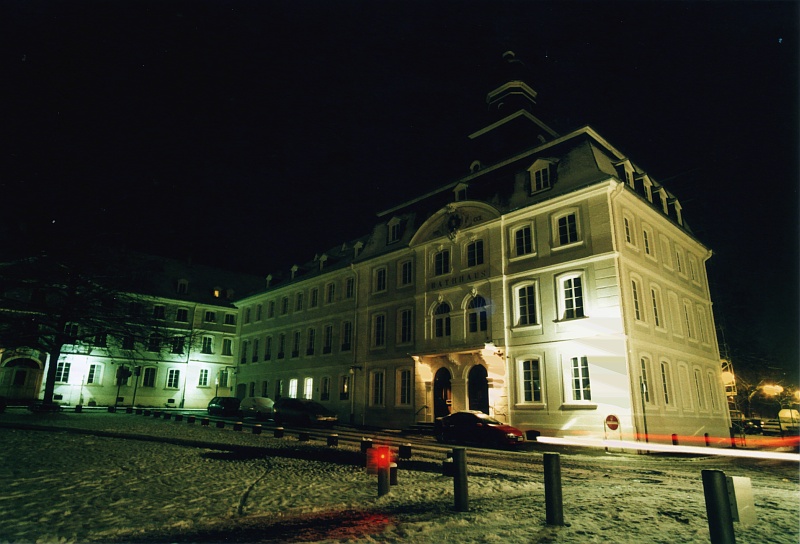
[468,364,490,414]
[433,368,452,418]
[1,358,42,402]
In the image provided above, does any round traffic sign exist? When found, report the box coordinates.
[605,414,620,431]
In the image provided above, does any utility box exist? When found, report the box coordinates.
[726,476,755,526]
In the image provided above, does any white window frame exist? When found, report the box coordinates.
[650,285,665,330]
[564,356,593,404]
[86,363,103,385]
[465,239,484,268]
[303,377,313,400]
[642,224,656,260]
[198,368,209,387]
[510,223,535,259]
[396,368,413,406]
[660,360,674,407]
[433,248,451,276]
[517,357,543,404]
[513,281,540,328]
[288,378,298,399]
[166,368,180,389]
[552,209,581,249]
[631,276,645,323]
[623,212,637,248]
[556,271,586,321]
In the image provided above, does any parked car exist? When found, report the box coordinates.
[272,397,337,427]
[207,396,241,417]
[239,397,274,420]
[435,410,525,448]
[732,418,763,435]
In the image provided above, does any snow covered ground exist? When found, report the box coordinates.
[0,410,797,543]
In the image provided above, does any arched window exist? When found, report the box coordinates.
[467,296,487,333]
[434,302,451,337]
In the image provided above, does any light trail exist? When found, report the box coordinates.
[536,436,800,462]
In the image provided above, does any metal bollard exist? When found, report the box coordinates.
[252,424,262,435]
[327,434,339,447]
[672,434,679,446]
[75,405,83,413]
[544,453,564,526]
[274,427,284,438]
[390,462,398,485]
[187,415,195,423]
[398,443,412,460]
[108,406,116,413]
[126,407,133,414]
[705,433,711,447]
[702,469,736,543]
[452,447,468,512]
[216,420,225,429]
[361,438,373,453]
[299,431,310,442]
[378,465,390,497]
[201,417,210,426]
[233,421,243,431]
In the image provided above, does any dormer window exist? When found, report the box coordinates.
[527,159,557,194]
[176,279,189,295]
[354,241,364,258]
[212,287,221,298]
[387,218,403,244]
[615,159,634,188]
[453,183,468,202]
[469,160,483,173]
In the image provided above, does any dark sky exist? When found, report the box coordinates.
[2,1,798,380]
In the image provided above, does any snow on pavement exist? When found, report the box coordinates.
[0,410,797,543]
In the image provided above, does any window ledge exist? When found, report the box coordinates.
[560,403,597,410]
[514,403,546,410]
[552,241,584,252]
[553,315,589,324]
[509,253,537,263]
[512,323,543,333]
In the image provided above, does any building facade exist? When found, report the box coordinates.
[0,256,263,409]
[234,55,731,445]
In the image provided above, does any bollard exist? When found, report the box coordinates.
[163,412,171,420]
[398,443,412,460]
[299,431,310,442]
[378,465,390,497]
[327,434,339,447]
[252,424,262,435]
[361,438,373,453]
[126,407,133,414]
[201,417,209,426]
[143,410,151,417]
[216,420,225,429]
[108,406,116,413]
[390,462,398,485]
[452,447,468,512]
[544,453,564,526]
[702,469,736,543]
[704,433,711,447]
[174,414,183,422]
[274,427,284,438]
[75,405,83,413]
[672,434,679,446]
[233,421,243,431]
[187,415,195,424]
[136,408,143,415]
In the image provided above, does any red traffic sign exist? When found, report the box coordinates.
[605,415,620,431]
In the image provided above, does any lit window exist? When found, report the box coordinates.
[304,377,313,400]
[289,378,298,398]
[340,375,350,400]
[434,303,451,337]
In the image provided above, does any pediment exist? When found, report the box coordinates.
[409,202,501,247]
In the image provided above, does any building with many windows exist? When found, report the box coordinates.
[0,255,263,409]
[235,53,731,445]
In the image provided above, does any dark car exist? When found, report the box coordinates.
[207,396,241,417]
[732,418,764,435]
[239,397,274,420]
[435,410,525,447]
[272,397,337,427]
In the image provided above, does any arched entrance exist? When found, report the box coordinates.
[1,358,43,402]
[467,364,490,414]
[433,367,452,418]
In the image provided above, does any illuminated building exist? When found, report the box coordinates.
[235,53,731,445]
[0,256,262,409]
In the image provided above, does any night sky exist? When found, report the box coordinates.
[2,1,798,380]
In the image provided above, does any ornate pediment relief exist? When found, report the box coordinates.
[409,202,501,247]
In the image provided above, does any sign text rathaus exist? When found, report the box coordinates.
[428,269,488,290]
